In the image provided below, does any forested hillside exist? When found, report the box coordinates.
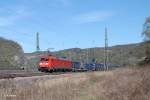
[26,42,147,67]
[54,43,145,66]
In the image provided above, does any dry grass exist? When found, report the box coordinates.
[0,66,150,100]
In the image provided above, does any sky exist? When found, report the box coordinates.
[0,0,150,53]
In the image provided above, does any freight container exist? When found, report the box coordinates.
[72,62,81,71]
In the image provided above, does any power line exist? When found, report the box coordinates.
[0,26,35,45]
[0,26,32,37]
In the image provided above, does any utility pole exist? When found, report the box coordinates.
[92,40,95,61]
[47,48,54,55]
[104,28,108,71]
[36,32,40,52]
[86,48,89,63]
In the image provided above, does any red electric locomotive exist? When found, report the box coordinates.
[38,55,72,72]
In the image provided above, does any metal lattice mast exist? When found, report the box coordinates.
[86,48,89,63]
[104,28,108,71]
[36,32,40,52]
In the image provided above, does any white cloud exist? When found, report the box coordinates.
[31,0,70,7]
[0,7,30,26]
[59,0,70,6]
[50,0,70,7]
[72,11,115,24]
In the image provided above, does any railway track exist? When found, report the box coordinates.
[0,72,44,79]
[0,68,94,79]
[0,70,73,79]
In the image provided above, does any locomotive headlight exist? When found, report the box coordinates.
[45,63,48,65]
[40,63,42,65]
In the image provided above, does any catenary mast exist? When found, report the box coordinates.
[36,32,40,52]
[104,28,108,71]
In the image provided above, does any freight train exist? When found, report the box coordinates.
[38,55,104,72]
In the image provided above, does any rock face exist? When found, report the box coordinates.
[0,37,29,69]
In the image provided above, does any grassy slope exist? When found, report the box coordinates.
[0,66,150,100]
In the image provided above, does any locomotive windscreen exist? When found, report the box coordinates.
[40,58,49,61]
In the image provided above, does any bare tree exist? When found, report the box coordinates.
[143,17,150,41]
[142,17,150,61]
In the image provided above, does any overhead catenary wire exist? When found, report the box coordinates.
[0,26,35,45]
